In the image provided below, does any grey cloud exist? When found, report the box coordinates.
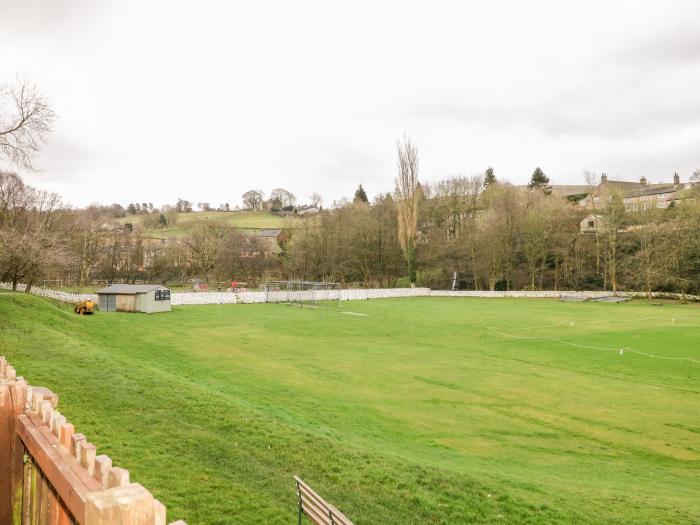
[411,67,700,140]
[0,1,104,37]
[613,14,700,68]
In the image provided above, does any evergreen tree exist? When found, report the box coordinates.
[354,184,369,204]
[484,166,496,187]
[158,213,167,226]
[528,167,551,195]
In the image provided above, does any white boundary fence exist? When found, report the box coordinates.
[170,287,432,305]
[430,290,700,301]
[3,282,698,305]
[0,283,96,303]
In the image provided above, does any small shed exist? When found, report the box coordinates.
[96,284,171,313]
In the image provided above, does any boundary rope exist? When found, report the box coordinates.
[486,320,700,364]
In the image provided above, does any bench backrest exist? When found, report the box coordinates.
[294,476,354,525]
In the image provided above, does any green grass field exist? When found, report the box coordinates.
[121,211,297,238]
[0,292,698,524]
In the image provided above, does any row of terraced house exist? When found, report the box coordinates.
[563,172,698,234]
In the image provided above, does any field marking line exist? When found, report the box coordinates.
[498,321,566,331]
[485,326,548,340]
[340,311,369,316]
[486,326,700,364]
[549,337,626,352]
[624,349,700,363]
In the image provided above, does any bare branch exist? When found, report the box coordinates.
[0,78,56,170]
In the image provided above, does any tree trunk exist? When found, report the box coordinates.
[407,241,416,284]
[610,237,618,293]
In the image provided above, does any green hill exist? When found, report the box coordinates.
[120,210,298,238]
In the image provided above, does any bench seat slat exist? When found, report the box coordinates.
[296,476,346,513]
[298,490,333,525]
[299,492,335,521]
[298,482,333,510]
[328,505,354,525]
[295,476,354,525]
[299,499,333,525]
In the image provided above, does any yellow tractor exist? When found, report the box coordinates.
[74,300,95,315]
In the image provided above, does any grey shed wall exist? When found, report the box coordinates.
[98,294,117,312]
[135,289,171,313]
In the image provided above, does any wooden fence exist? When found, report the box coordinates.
[0,356,186,525]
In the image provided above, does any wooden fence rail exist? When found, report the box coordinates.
[0,356,186,525]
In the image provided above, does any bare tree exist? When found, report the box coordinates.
[270,188,296,208]
[309,192,323,208]
[395,136,420,285]
[242,190,265,210]
[0,171,33,228]
[0,79,55,170]
[583,170,604,276]
[603,188,626,293]
[0,173,69,290]
[183,222,229,277]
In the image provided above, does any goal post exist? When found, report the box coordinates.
[264,280,341,309]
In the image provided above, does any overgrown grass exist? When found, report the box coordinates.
[0,294,698,524]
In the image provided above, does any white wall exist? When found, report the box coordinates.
[429,290,700,300]
[3,282,696,306]
[170,287,432,305]
[0,283,97,303]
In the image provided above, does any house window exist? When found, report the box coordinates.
[587,221,595,229]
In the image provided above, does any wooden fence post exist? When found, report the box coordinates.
[0,382,13,525]
[10,379,28,523]
[0,368,28,525]
[84,483,155,524]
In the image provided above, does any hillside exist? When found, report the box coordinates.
[119,210,300,238]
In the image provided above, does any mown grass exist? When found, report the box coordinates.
[0,293,698,524]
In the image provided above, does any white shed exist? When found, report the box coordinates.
[96,284,171,313]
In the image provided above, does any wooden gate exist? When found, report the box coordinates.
[0,357,186,525]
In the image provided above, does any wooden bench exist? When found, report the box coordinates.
[294,476,354,525]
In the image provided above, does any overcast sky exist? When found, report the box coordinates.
[2,0,699,208]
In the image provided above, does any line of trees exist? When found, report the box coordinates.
[2,165,700,293]
[282,147,700,295]
[0,173,286,289]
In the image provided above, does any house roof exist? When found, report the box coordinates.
[603,180,647,187]
[547,185,591,197]
[624,184,677,198]
[96,284,167,295]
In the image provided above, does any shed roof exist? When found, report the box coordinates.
[96,284,167,295]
